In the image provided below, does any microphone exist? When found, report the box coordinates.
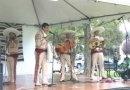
[49,31,55,35]
[117,15,125,20]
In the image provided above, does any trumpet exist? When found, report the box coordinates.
[89,38,104,49]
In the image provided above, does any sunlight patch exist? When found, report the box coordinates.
[97,0,130,6]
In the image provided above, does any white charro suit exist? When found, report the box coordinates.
[90,36,105,79]
[58,39,78,81]
[34,30,49,85]
[6,39,19,83]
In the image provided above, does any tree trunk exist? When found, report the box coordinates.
[83,23,91,77]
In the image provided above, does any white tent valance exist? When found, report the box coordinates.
[0,0,130,25]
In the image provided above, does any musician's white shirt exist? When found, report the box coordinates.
[7,39,19,54]
[35,30,47,49]
[94,36,104,41]
[94,36,100,39]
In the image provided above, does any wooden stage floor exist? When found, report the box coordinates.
[3,74,130,90]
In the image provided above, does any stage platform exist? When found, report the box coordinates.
[3,73,130,90]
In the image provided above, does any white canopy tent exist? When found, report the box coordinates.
[0,0,130,25]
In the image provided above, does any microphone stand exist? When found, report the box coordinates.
[0,44,3,90]
[106,49,111,77]
[120,16,129,81]
[48,33,57,87]
[68,41,74,81]
[67,40,78,82]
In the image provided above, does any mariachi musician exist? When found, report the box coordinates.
[34,23,50,86]
[3,28,21,83]
[55,30,78,82]
[89,26,106,80]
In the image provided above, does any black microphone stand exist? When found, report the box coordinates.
[107,49,111,77]
[120,16,129,81]
[68,41,75,82]
[48,33,57,87]
[0,43,3,90]
[67,39,79,83]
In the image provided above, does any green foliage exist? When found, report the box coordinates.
[49,25,63,44]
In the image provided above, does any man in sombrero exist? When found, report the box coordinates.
[3,27,21,83]
[55,30,78,82]
[89,26,106,80]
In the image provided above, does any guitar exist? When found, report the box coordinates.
[89,37,104,49]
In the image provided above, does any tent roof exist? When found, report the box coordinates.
[0,0,130,25]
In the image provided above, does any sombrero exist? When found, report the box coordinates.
[3,27,21,36]
[91,26,105,34]
[63,30,76,39]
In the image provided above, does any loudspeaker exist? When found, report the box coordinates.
[0,63,3,90]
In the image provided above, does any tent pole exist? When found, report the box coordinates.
[31,0,41,28]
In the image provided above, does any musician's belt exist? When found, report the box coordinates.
[60,52,71,55]
[91,50,103,54]
[35,48,47,53]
